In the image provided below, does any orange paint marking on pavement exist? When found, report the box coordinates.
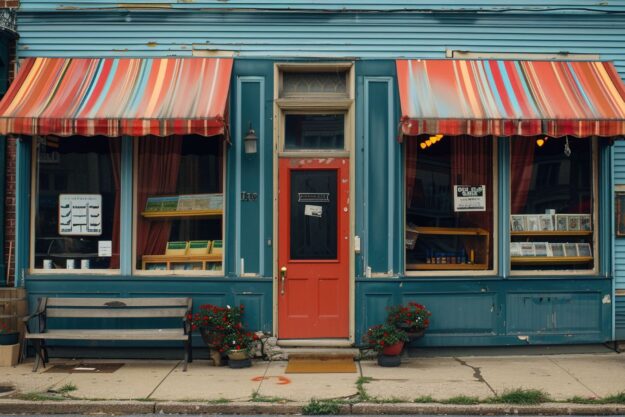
[250,375,291,385]
[277,376,291,385]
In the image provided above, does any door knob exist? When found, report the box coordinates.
[280,266,287,295]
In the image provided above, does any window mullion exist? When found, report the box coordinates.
[120,136,133,276]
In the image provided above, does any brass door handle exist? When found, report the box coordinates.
[280,266,287,295]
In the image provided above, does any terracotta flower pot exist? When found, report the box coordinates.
[227,349,248,361]
[381,341,404,356]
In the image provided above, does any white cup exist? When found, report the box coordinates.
[66,259,75,269]
[81,259,90,269]
[43,259,52,269]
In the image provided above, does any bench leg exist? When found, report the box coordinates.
[183,339,190,372]
[31,339,43,372]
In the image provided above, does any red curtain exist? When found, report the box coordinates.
[510,138,535,214]
[108,139,121,269]
[450,136,493,231]
[136,136,183,263]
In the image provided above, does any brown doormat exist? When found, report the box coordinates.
[285,356,357,374]
[45,363,125,373]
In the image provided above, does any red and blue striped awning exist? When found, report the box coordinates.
[0,57,233,137]
[397,59,625,138]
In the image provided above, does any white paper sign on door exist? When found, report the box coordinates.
[58,194,102,236]
[304,204,323,217]
[453,185,486,212]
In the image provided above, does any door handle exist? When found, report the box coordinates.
[280,266,287,295]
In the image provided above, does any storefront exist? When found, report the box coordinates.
[0,56,623,349]
[2,3,625,349]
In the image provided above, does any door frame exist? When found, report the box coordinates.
[272,62,356,344]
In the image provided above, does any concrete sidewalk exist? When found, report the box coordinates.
[1,347,625,414]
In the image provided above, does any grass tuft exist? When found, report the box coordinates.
[207,397,230,404]
[567,395,602,404]
[441,395,481,405]
[302,399,342,415]
[17,392,65,401]
[413,395,435,403]
[490,388,551,405]
[250,392,289,403]
[601,392,625,404]
[57,383,77,395]
[355,376,373,401]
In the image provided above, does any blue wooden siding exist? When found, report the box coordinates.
[18,1,625,12]
[12,11,625,76]
[12,6,625,344]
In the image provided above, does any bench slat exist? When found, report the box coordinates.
[46,308,189,318]
[45,298,190,308]
[25,329,187,341]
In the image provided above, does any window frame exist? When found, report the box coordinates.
[29,136,121,275]
[131,137,227,277]
[509,137,599,277]
[403,137,499,277]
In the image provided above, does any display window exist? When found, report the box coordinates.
[134,136,224,274]
[509,137,596,273]
[404,135,495,273]
[32,136,120,272]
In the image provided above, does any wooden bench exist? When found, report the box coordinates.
[24,297,193,372]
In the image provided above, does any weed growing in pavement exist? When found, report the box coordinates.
[602,392,625,404]
[567,396,602,404]
[207,398,230,404]
[250,392,289,403]
[355,376,372,401]
[489,388,551,405]
[17,392,65,401]
[302,399,342,415]
[57,383,77,394]
[413,395,435,403]
[441,395,481,405]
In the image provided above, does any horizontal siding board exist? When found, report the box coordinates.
[14,12,625,74]
[17,0,625,12]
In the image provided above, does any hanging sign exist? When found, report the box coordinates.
[58,194,102,236]
[453,185,486,212]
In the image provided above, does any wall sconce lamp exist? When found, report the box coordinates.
[244,122,258,154]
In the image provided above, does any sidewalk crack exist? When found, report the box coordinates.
[146,360,179,399]
[454,357,496,395]
[548,357,598,398]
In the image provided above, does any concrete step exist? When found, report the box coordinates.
[272,346,361,360]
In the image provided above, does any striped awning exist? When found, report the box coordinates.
[0,57,233,137]
[396,59,625,138]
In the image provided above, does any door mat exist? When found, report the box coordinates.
[45,363,125,373]
[285,356,357,374]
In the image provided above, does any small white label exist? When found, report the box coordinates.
[304,204,323,217]
[98,241,112,257]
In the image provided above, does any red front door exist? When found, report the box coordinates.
[277,157,350,339]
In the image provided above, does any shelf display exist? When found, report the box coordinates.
[405,226,490,271]
[510,213,593,269]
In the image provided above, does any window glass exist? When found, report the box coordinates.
[510,137,594,271]
[136,136,223,272]
[285,114,344,150]
[34,136,120,271]
[405,135,494,272]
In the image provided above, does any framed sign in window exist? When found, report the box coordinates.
[616,191,625,237]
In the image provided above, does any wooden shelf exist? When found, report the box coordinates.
[142,254,222,271]
[407,263,488,271]
[407,226,489,236]
[510,231,592,237]
[141,210,222,219]
[511,256,593,265]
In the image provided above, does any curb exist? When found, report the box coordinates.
[0,400,624,415]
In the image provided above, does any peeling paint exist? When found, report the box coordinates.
[517,335,529,342]
[602,294,612,304]
[118,3,172,9]
[146,42,159,47]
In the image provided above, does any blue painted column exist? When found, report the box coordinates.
[120,136,133,276]
[15,137,31,287]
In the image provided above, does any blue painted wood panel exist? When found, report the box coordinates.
[18,1,625,12]
[14,11,625,77]
[357,278,612,346]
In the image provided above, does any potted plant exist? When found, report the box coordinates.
[221,330,258,367]
[386,302,431,340]
[190,304,245,366]
[0,319,18,346]
[363,323,408,366]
